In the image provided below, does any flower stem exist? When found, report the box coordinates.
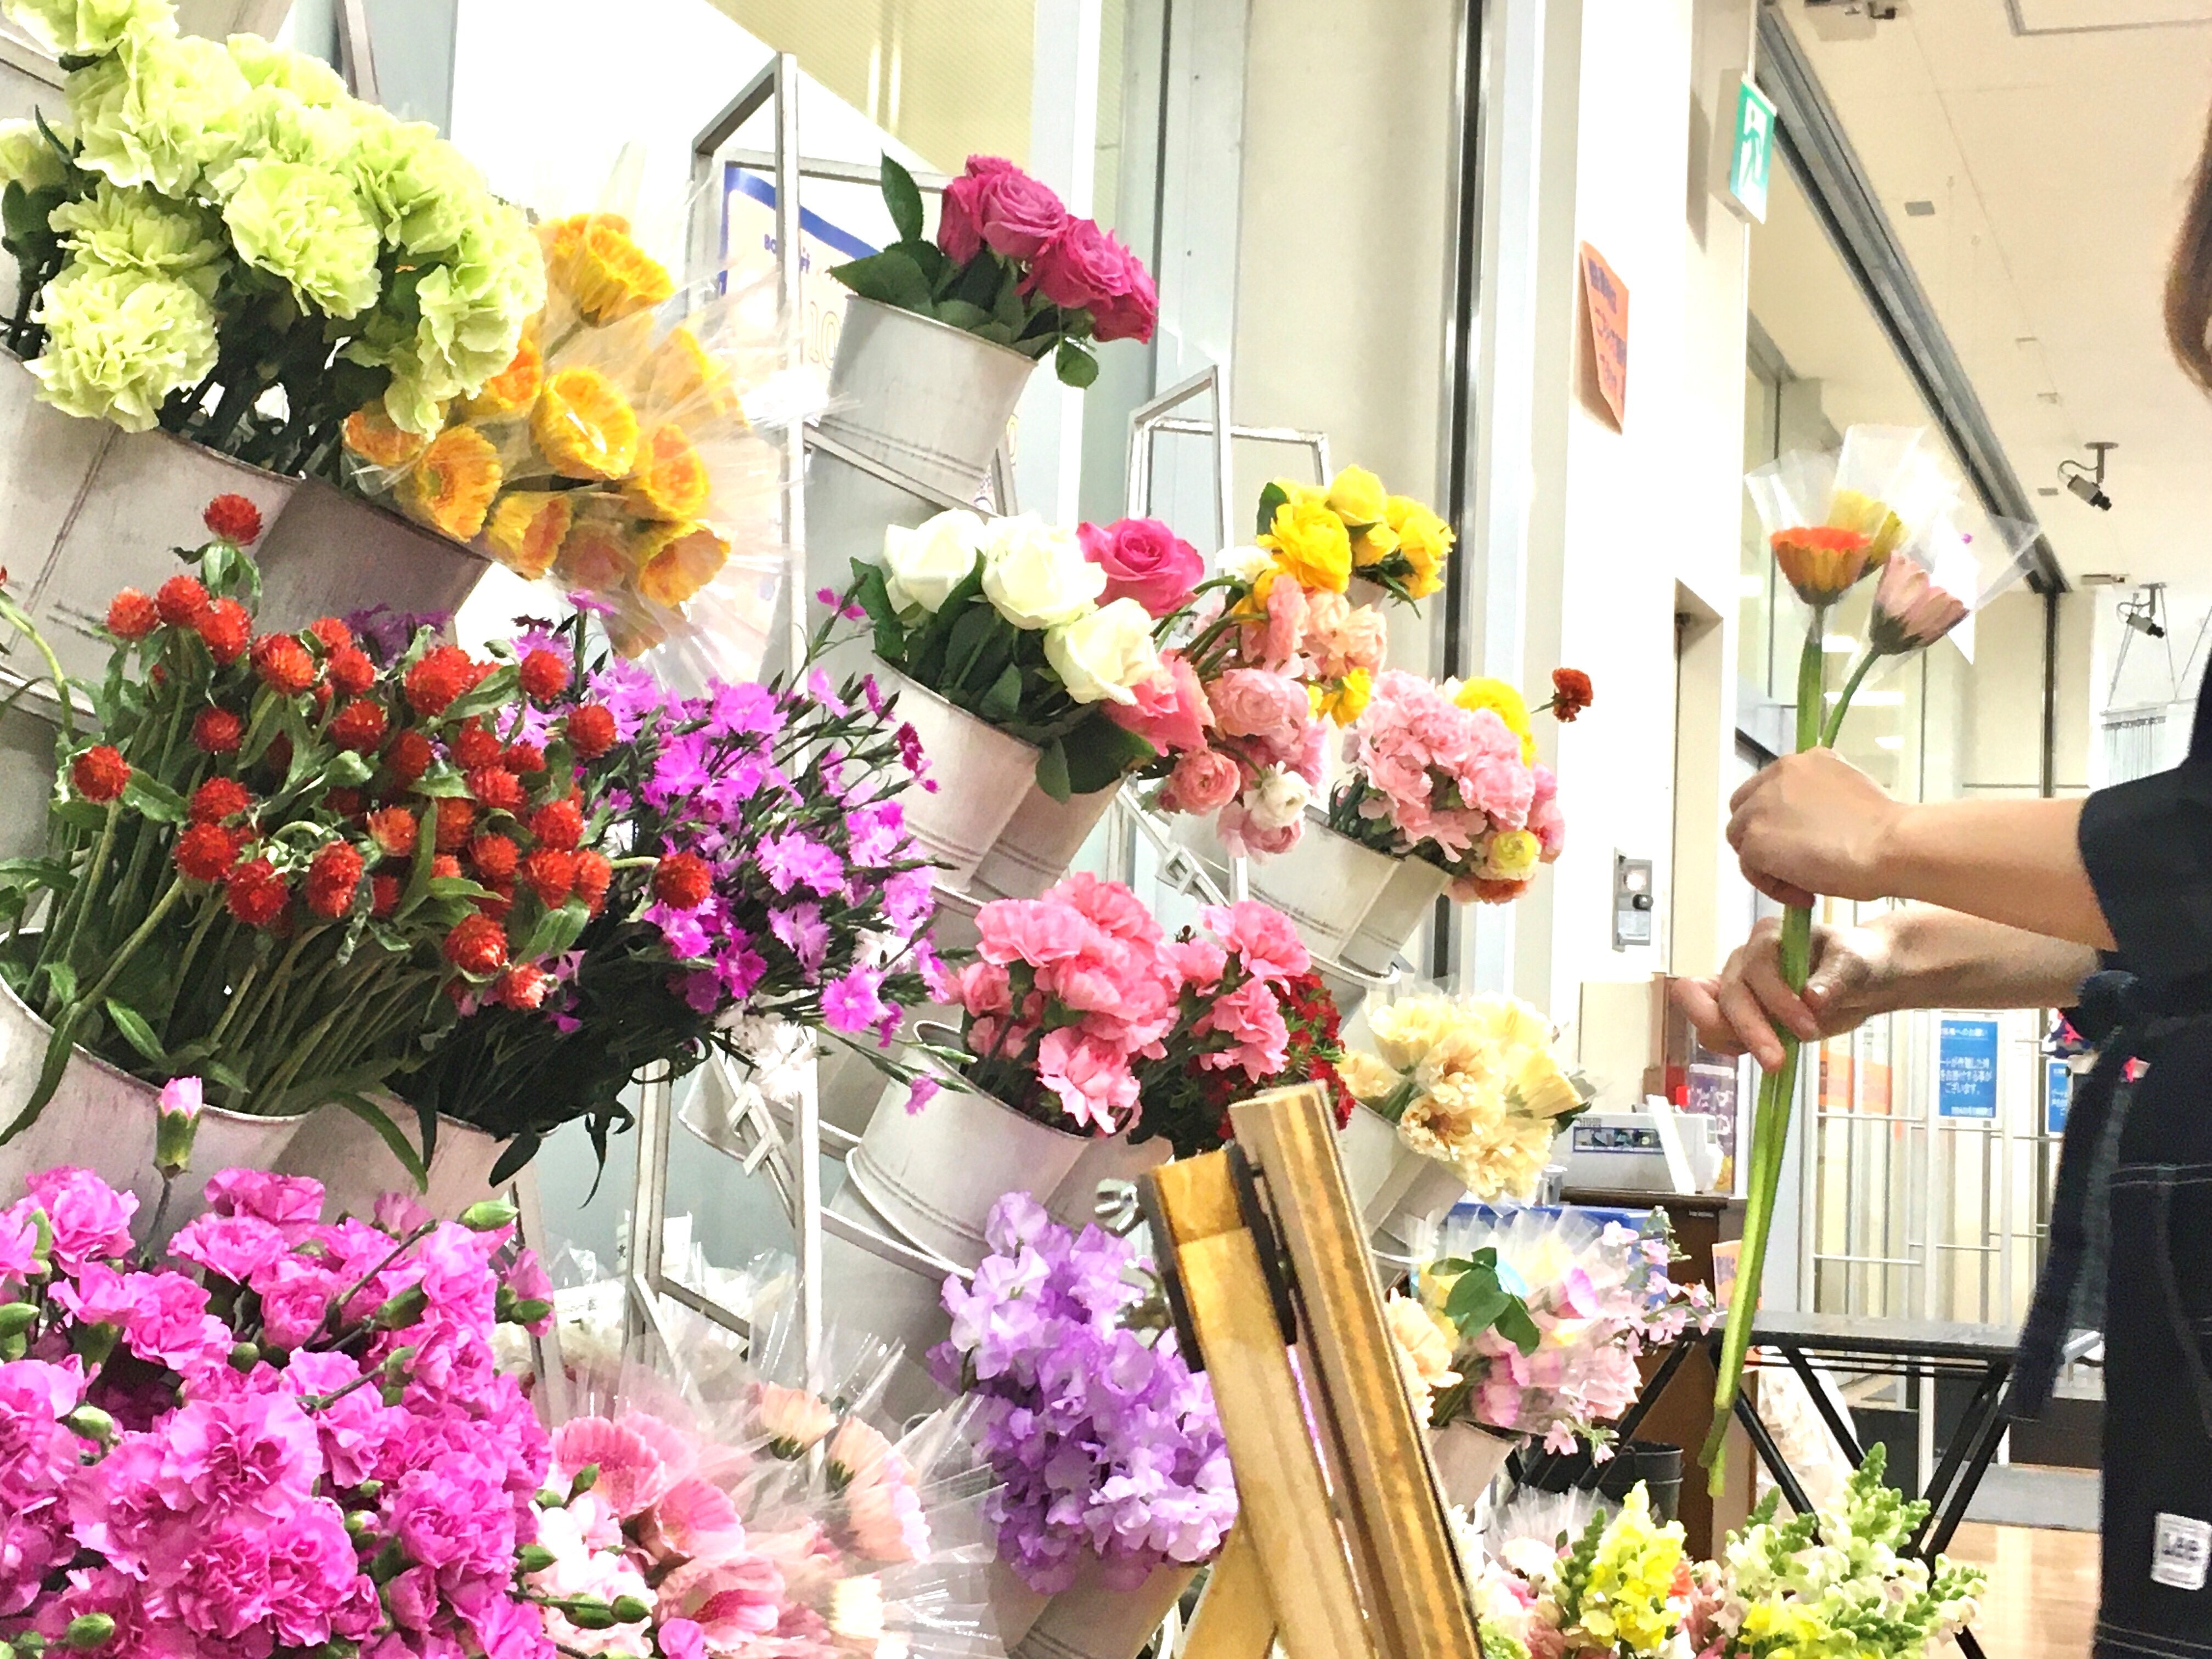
[1821,650,1881,748]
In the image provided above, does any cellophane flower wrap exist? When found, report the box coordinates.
[397,613,943,1176]
[0,1159,561,1657]
[0,503,622,1144]
[933,1193,1237,1593]
[1339,991,1587,1200]
[0,0,541,466]
[832,155,1156,388]
[933,877,1323,1140]
[1468,1485,1692,1659]
[347,217,800,661]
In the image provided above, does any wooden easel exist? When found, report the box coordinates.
[1141,1084,1486,1659]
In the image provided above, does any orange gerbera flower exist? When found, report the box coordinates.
[343,401,432,470]
[542,212,674,326]
[622,424,711,521]
[483,490,575,579]
[647,324,744,424]
[1770,523,1874,606]
[399,426,504,541]
[533,366,640,481]
[635,521,730,607]
[461,332,545,420]
[554,515,635,592]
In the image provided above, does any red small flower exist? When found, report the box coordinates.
[573,849,613,914]
[325,787,365,819]
[366,807,419,857]
[196,599,251,666]
[431,855,462,880]
[307,617,352,655]
[467,833,519,881]
[304,841,365,919]
[384,729,434,786]
[250,634,317,696]
[528,799,583,851]
[651,851,712,912]
[70,746,128,804]
[449,720,502,770]
[156,575,211,628]
[565,704,616,759]
[519,848,577,909]
[225,857,289,927]
[1471,876,1531,904]
[189,777,253,825]
[502,741,546,775]
[203,494,263,545]
[433,796,477,853]
[518,650,569,703]
[174,823,240,883]
[327,647,375,698]
[192,708,244,755]
[404,645,475,717]
[1549,667,1593,723]
[105,589,158,641]
[467,765,524,813]
[370,873,400,918]
[492,964,549,1010]
[476,879,514,922]
[328,698,389,754]
[442,913,509,977]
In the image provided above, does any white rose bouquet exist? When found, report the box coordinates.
[846,507,1169,798]
[0,0,541,478]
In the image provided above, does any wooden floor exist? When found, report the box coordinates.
[1943,1524,2100,1658]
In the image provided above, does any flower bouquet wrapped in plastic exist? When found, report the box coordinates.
[1465,1483,1691,1659]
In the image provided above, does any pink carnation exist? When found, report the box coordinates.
[202,1169,325,1236]
[25,1167,136,1271]
[1210,669,1308,753]
[170,1210,290,1285]
[1036,1028,1140,1133]
[1194,978,1292,1080]
[1201,901,1310,984]
[977,896,1092,968]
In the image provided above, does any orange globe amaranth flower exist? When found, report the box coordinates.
[552,514,634,592]
[1769,523,1874,606]
[622,424,711,522]
[533,367,640,481]
[543,213,674,326]
[646,325,744,425]
[399,425,504,542]
[483,490,574,580]
[634,521,730,608]
[343,401,434,470]
[461,332,545,420]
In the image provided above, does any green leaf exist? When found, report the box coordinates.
[396,797,439,921]
[940,603,1003,693]
[426,876,488,901]
[1035,738,1072,803]
[518,898,590,963]
[204,1059,249,1096]
[1497,1302,1542,1356]
[441,664,521,727]
[409,766,472,799]
[881,154,926,246]
[991,260,1026,328]
[37,961,76,1008]
[934,298,992,332]
[323,751,374,788]
[488,1132,543,1187]
[50,799,105,833]
[1054,341,1100,388]
[977,661,1023,725]
[120,770,186,825]
[1256,480,1290,539]
[102,999,165,1066]
[970,321,1019,346]
[827,249,935,314]
[1062,715,1158,795]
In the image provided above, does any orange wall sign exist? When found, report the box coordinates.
[1579,241,1629,430]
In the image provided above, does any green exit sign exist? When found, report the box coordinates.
[1728,78,1775,223]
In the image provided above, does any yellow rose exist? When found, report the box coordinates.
[1257,496,1351,593]
[1325,464,1387,527]
[1453,676,1536,764]
[1385,493,1453,600]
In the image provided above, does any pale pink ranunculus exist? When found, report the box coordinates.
[1216,798,1301,858]
[1079,518,1204,619]
[1036,1028,1139,1133]
[1210,668,1308,751]
[1307,591,1388,677]
[976,896,1094,968]
[1159,747,1242,815]
[1240,574,1309,670]
[1105,650,1211,756]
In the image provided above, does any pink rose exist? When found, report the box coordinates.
[1080,517,1204,618]
[1036,1028,1138,1133]
[1160,748,1241,815]
[1210,669,1308,751]
[1105,650,1211,755]
[1216,798,1301,858]
[974,162,1067,260]
[1029,217,1125,309]
[936,155,1017,264]
[1091,243,1158,343]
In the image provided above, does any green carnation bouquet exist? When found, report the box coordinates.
[0,0,543,477]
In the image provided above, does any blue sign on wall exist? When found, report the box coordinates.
[1938,1018,2000,1120]
[2047,1059,2072,1136]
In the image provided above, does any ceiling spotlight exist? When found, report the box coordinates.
[2059,442,2117,511]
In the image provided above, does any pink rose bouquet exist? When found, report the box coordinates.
[833,155,1157,388]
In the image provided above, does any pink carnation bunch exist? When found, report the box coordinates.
[0,1161,561,1659]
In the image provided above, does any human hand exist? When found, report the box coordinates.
[1672,916,1895,1071]
[1726,748,1907,907]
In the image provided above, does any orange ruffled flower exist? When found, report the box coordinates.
[400,426,503,541]
[343,401,432,470]
[533,366,640,481]
[461,332,544,420]
[554,515,634,592]
[647,325,744,425]
[635,521,730,607]
[1770,523,1874,606]
[605,606,670,659]
[542,212,674,327]
[483,490,575,579]
[623,424,711,521]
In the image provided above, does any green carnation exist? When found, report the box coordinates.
[224,33,347,106]
[345,115,487,257]
[3,0,172,58]
[222,160,381,318]
[0,116,73,193]
[349,206,541,431]
[49,180,222,298]
[210,84,355,198]
[68,27,248,196]
[29,256,216,431]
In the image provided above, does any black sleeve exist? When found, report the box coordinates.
[2078,763,2212,984]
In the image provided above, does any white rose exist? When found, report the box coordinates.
[1045,598,1164,706]
[1220,544,1273,585]
[880,509,985,615]
[981,513,1105,629]
[1245,765,1311,832]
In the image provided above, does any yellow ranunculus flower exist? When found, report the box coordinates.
[1352,520,1400,570]
[1485,828,1541,881]
[1453,676,1536,763]
[1385,493,1454,600]
[635,520,731,607]
[461,331,544,420]
[1325,464,1387,527]
[622,423,712,521]
[398,425,502,541]
[1257,496,1352,593]
[533,365,640,480]
[541,212,674,326]
[1318,668,1373,726]
[482,489,575,579]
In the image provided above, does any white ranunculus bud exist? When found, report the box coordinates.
[1245,765,1312,832]
[980,513,1105,629]
[880,509,986,615]
[1219,544,1274,585]
[1045,597,1164,705]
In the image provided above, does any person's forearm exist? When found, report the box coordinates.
[1873,797,2116,950]
[1865,906,2100,1014]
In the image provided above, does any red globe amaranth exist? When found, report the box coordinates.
[366,807,418,857]
[492,963,549,1010]
[442,913,509,976]
[404,645,475,716]
[573,849,613,914]
[369,873,400,918]
[155,574,211,628]
[196,599,251,666]
[329,699,388,753]
[449,721,502,770]
[466,834,518,881]
[565,704,616,759]
[250,634,317,696]
[433,797,476,853]
[325,787,365,819]
[467,766,524,813]
[192,708,245,755]
[518,848,577,909]
[518,650,569,703]
[174,823,240,883]
[384,729,434,786]
[306,617,352,654]
[106,589,157,641]
[203,493,263,545]
[70,746,129,804]
[528,799,583,851]
[225,858,289,927]
[431,855,462,880]
[476,879,514,922]
[327,646,375,697]
[189,777,252,825]
[501,741,545,775]
[304,842,365,919]
[651,851,712,911]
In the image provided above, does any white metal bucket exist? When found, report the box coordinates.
[1335,1100,1468,1248]
[255,478,491,636]
[1044,1131,1172,1231]
[880,667,1039,890]
[0,675,59,860]
[973,780,1123,901]
[1245,817,1449,976]
[1013,1559,1199,1659]
[275,1098,509,1221]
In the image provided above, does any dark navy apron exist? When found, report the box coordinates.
[2010,682,2212,1656]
